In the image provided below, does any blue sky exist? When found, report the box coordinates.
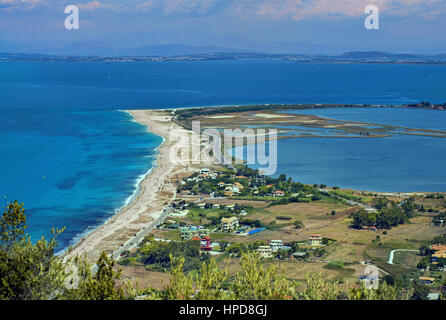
[1,0,446,55]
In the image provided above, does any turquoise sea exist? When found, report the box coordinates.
[1,60,445,248]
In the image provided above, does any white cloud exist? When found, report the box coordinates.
[2,0,446,21]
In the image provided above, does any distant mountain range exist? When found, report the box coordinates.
[0,41,254,57]
[339,51,420,59]
[2,37,446,59]
[1,46,446,63]
[338,51,446,59]
[119,44,254,56]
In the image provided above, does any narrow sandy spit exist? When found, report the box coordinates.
[65,109,213,262]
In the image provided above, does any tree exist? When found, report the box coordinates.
[152,255,232,300]
[411,281,430,300]
[349,282,398,300]
[232,253,292,300]
[419,243,435,256]
[193,259,230,300]
[66,252,125,300]
[274,249,289,260]
[351,210,376,228]
[294,220,304,229]
[295,273,340,300]
[382,275,396,286]
[0,199,407,301]
[374,198,389,211]
[0,200,27,246]
[417,257,429,269]
[160,255,196,300]
[0,201,68,300]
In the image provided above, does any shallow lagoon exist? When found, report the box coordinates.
[234,108,446,193]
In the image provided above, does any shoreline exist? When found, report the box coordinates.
[65,109,215,262]
[61,124,163,256]
[64,104,444,261]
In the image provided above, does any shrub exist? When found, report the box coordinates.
[294,220,304,229]
[276,216,292,220]
[325,261,344,270]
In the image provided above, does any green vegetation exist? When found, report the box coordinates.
[293,220,304,229]
[177,165,344,209]
[426,193,445,200]
[325,261,344,270]
[350,198,417,230]
[0,200,125,300]
[432,211,446,226]
[0,200,440,300]
[118,236,209,272]
[225,240,266,257]
[420,233,446,254]
[145,253,398,300]
[411,281,430,300]
[0,200,67,300]
[331,190,363,202]
[65,252,125,300]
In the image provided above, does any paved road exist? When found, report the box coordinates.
[89,208,170,274]
[111,208,170,261]
[388,249,419,264]
[319,188,376,210]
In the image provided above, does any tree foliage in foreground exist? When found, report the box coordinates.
[0,200,420,301]
[0,200,125,300]
[0,200,67,300]
[63,252,125,300]
[140,253,399,301]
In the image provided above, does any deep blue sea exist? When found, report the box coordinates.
[1,60,445,248]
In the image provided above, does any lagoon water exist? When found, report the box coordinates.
[234,109,446,192]
[1,60,446,248]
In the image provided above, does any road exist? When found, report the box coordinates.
[388,249,419,264]
[319,188,376,211]
[111,208,170,261]
[88,208,170,274]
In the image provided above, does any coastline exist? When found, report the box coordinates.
[64,104,445,262]
[65,109,214,262]
[62,121,163,255]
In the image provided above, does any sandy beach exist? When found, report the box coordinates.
[65,109,215,262]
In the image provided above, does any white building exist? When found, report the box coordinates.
[221,217,239,232]
[257,246,273,259]
[269,240,283,252]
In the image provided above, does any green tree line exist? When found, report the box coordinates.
[0,200,424,300]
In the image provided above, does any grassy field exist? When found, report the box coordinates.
[128,192,446,289]
[392,251,420,267]
[116,265,171,290]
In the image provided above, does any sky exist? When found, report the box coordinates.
[1,0,446,55]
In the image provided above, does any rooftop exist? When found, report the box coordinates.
[432,244,446,253]
[419,276,435,282]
